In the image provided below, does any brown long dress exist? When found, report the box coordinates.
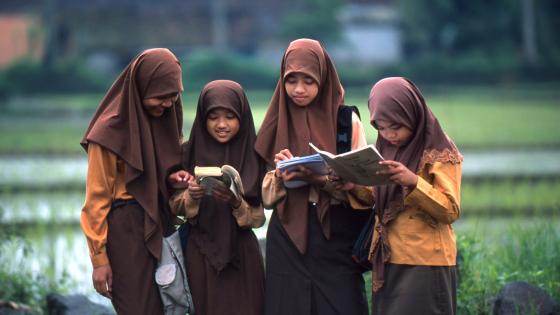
[81,48,183,315]
[368,77,463,314]
[180,80,266,315]
[255,38,369,315]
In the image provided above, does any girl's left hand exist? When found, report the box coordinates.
[377,160,418,188]
[280,165,327,187]
[212,183,242,208]
[328,174,355,191]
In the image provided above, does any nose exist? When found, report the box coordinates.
[294,82,305,94]
[161,98,174,108]
[216,117,227,128]
[381,130,395,140]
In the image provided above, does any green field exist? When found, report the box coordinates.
[0,83,559,154]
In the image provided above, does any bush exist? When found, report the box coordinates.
[0,224,70,312]
[0,58,108,97]
[183,51,278,91]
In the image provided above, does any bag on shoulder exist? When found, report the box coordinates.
[351,206,375,273]
[155,229,194,315]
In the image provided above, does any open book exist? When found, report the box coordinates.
[194,165,244,199]
[277,154,329,188]
[309,142,391,186]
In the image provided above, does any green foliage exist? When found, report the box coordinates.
[461,179,560,216]
[279,0,342,43]
[183,51,277,91]
[0,58,108,97]
[0,223,70,312]
[456,222,560,314]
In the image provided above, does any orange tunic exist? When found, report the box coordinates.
[370,161,462,266]
[81,142,133,267]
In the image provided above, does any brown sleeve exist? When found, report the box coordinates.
[80,143,116,267]
[262,170,287,209]
[169,189,201,220]
[232,199,266,228]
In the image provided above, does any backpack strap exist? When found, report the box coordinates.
[336,105,360,154]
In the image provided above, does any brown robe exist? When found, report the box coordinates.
[255,38,369,315]
[81,48,183,315]
[180,80,266,315]
[368,77,462,314]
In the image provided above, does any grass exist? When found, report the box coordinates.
[454,220,560,314]
[364,219,560,314]
[0,83,559,154]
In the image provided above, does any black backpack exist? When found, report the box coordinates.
[337,105,375,272]
[336,105,360,155]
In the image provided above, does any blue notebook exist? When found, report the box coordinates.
[277,154,329,188]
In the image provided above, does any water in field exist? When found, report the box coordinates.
[1,150,559,307]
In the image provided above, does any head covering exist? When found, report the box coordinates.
[368,77,463,291]
[81,48,184,260]
[182,80,265,271]
[254,38,344,254]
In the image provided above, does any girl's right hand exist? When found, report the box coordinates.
[188,179,206,200]
[274,149,294,178]
[168,170,193,189]
[93,264,113,299]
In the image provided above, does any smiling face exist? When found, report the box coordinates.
[206,108,240,143]
[284,72,319,107]
[142,92,179,117]
[374,119,413,147]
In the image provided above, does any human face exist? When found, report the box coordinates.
[374,119,413,147]
[284,73,319,107]
[142,92,179,117]
[206,108,240,143]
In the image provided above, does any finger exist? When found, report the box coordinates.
[281,149,293,159]
[379,160,400,167]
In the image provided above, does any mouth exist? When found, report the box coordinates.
[293,96,308,102]
[215,130,230,137]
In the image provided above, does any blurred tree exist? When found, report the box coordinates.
[398,0,519,59]
[279,0,343,44]
[396,0,560,67]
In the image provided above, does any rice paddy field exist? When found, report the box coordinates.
[1,82,559,154]
[1,82,559,313]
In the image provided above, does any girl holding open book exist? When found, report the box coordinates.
[367,77,463,315]
[168,80,266,315]
[80,48,184,314]
[255,38,374,315]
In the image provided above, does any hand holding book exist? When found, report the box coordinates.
[275,149,329,188]
[194,165,244,205]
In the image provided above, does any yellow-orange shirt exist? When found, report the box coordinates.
[81,142,133,267]
[370,161,462,266]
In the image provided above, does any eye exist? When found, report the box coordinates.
[207,113,218,120]
[226,113,236,119]
[304,78,315,85]
[389,124,402,131]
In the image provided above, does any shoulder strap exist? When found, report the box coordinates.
[336,105,360,154]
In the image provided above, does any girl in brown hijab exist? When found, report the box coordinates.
[367,77,463,315]
[255,38,373,315]
[81,48,183,315]
[169,80,266,315]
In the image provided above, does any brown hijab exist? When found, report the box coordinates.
[81,48,184,261]
[368,77,463,291]
[182,80,266,272]
[254,38,344,254]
